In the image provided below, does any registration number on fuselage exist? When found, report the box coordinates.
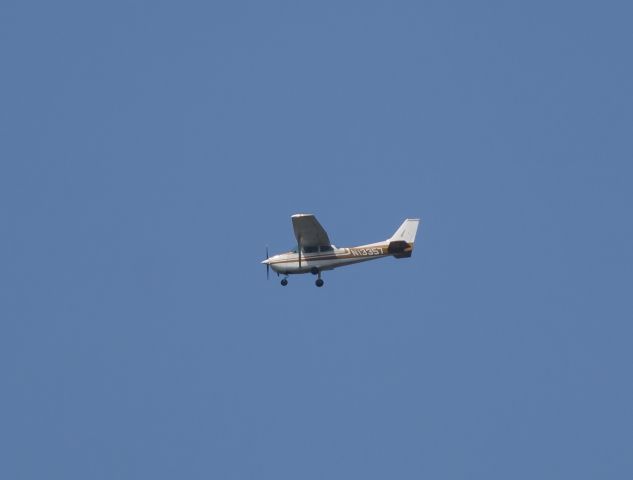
[351,247,384,257]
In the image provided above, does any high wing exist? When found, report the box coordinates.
[291,214,331,247]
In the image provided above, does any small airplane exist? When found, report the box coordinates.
[262,214,420,287]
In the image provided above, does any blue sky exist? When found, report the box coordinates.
[2,1,632,478]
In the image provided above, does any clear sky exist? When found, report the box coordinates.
[2,1,632,478]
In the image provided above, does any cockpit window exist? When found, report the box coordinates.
[320,245,334,252]
[303,246,318,254]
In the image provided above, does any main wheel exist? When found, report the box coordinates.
[315,278,324,287]
[281,278,288,286]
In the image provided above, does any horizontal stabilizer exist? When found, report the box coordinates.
[387,240,409,254]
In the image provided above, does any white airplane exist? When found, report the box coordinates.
[262,214,420,287]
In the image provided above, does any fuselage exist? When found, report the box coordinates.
[263,241,412,275]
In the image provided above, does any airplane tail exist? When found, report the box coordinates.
[389,219,420,243]
[387,219,420,258]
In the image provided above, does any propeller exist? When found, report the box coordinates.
[265,246,270,280]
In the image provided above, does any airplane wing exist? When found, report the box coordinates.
[291,214,331,247]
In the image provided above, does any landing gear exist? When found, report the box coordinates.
[315,271,324,288]
[279,274,323,287]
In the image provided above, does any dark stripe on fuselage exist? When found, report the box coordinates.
[267,243,410,266]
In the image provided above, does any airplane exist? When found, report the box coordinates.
[262,214,420,287]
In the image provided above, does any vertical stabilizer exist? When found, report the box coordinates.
[389,218,420,244]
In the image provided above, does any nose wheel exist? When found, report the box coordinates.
[281,278,288,286]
